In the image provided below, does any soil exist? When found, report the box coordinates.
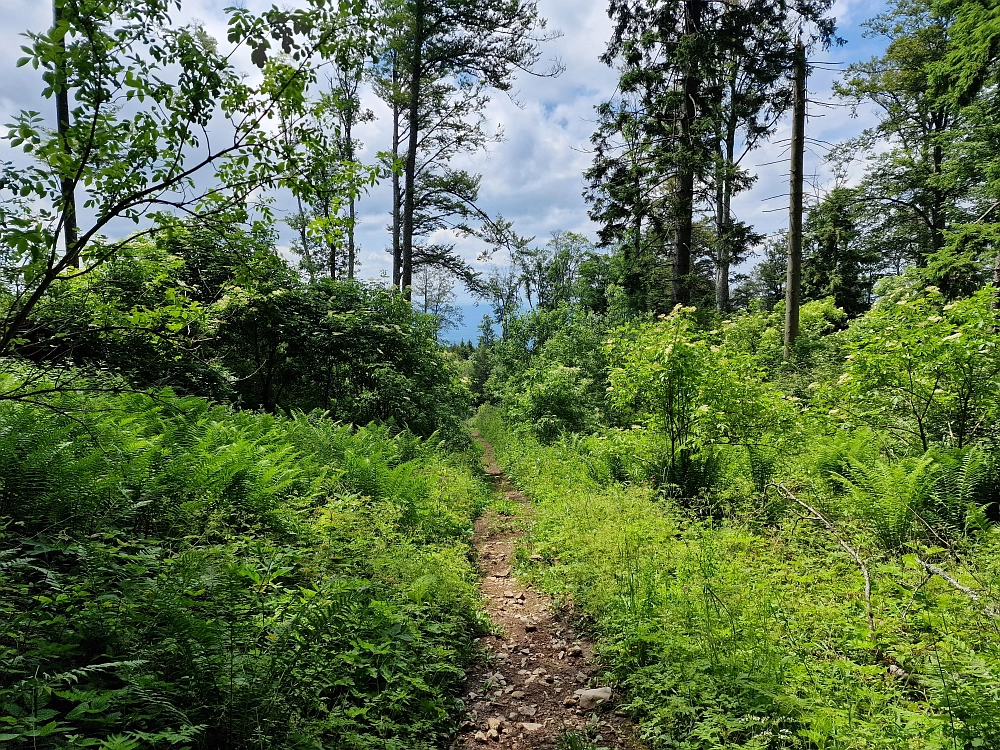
[451,434,643,750]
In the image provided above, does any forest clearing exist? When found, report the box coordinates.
[2,0,1000,748]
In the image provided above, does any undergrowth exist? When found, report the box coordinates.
[477,406,1000,750]
[0,374,490,749]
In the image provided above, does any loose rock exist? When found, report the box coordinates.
[575,687,613,710]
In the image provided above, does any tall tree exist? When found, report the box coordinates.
[592,0,837,309]
[834,0,981,266]
[388,0,559,297]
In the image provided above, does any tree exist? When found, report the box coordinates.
[591,0,837,308]
[801,186,883,316]
[0,0,370,356]
[413,264,463,339]
[732,234,787,311]
[834,0,982,266]
[389,0,560,296]
[515,231,596,311]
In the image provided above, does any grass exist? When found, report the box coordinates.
[475,405,1000,750]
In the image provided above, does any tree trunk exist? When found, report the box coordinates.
[401,0,425,301]
[784,40,807,360]
[715,111,737,313]
[345,116,356,280]
[54,0,79,269]
[673,0,701,306]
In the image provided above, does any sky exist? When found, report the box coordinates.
[0,0,891,340]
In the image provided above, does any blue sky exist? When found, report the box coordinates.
[0,0,891,342]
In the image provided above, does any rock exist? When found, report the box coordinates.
[511,690,525,699]
[567,645,583,657]
[517,705,537,717]
[524,623,537,632]
[520,648,530,655]
[474,731,488,743]
[487,717,504,731]
[575,672,588,683]
[520,722,543,732]
[487,729,500,741]
[503,591,516,598]
[575,687,613,710]
[517,593,526,601]
[563,696,577,707]
[495,568,511,578]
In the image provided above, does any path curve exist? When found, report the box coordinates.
[451,434,642,750]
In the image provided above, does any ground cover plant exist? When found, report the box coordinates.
[474,274,1000,750]
[0,368,489,750]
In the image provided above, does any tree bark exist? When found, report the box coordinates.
[401,0,425,301]
[784,40,806,360]
[54,0,79,269]
[345,116,356,280]
[673,0,701,306]
[390,52,403,289]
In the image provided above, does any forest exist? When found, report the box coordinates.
[1,0,1000,748]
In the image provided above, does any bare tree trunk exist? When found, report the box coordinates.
[784,40,807,360]
[715,117,737,313]
[391,60,402,290]
[345,118,356,280]
[401,0,424,301]
[673,0,701,306]
[54,0,79,269]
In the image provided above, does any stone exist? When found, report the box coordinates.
[563,696,577,707]
[517,705,537,717]
[511,690,525,699]
[575,672,588,683]
[575,687,613,710]
[567,645,583,657]
[474,731,488,743]
[524,623,537,632]
[520,723,543,732]
[529,554,544,561]
[503,591,516,598]
[487,718,504,731]
[487,729,500,741]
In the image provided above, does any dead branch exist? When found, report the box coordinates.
[771,483,875,638]
[914,558,999,617]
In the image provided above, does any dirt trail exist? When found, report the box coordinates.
[451,434,642,750]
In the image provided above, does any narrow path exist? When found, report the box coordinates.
[452,434,642,750]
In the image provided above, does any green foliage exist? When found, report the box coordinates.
[478,407,1000,750]
[837,279,1000,450]
[0,372,487,749]
[606,306,795,504]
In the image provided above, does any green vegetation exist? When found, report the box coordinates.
[2,0,1000,747]
[475,270,1000,749]
[0,370,487,749]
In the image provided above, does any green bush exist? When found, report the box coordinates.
[0,372,487,749]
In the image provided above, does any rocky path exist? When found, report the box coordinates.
[452,435,642,750]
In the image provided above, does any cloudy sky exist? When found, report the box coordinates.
[0,0,891,338]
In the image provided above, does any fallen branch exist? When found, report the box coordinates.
[914,558,999,617]
[772,483,875,638]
